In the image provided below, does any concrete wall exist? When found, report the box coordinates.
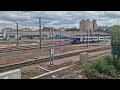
[80,52,88,65]
[0,69,21,79]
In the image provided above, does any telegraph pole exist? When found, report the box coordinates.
[73,30,74,38]
[86,21,89,49]
[39,18,42,50]
[87,29,89,48]
[60,30,61,45]
[16,23,19,46]
[90,29,92,36]
[49,27,54,65]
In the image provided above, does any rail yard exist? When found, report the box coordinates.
[0,39,111,79]
[1,11,120,79]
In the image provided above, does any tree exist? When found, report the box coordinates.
[108,25,120,46]
[108,25,120,59]
[42,27,52,31]
[108,25,120,36]
[65,27,79,31]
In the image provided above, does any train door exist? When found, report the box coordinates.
[82,36,86,43]
[104,37,106,41]
[80,37,82,43]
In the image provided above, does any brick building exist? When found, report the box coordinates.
[79,19,97,32]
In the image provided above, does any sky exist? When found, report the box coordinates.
[0,11,120,30]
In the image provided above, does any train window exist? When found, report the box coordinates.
[89,38,92,40]
[83,38,92,40]
[84,38,87,40]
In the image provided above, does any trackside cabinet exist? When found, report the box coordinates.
[111,35,120,58]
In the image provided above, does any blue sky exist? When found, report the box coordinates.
[0,11,120,30]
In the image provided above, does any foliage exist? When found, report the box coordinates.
[66,27,79,31]
[108,25,120,36]
[108,25,120,45]
[83,55,120,77]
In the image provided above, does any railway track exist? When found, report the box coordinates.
[30,52,111,79]
[0,46,111,72]
[0,41,110,53]
[0,42,77,53]
[0,45,39,53]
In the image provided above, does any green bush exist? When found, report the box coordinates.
[83,63,99,74]
[83,55,120,77]
[113,59,120,71]
[102,65,117,77]
[104,55,120,71]
[104,55,113,62]
[91,59,108,73]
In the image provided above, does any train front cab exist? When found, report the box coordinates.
[70,38,81,44]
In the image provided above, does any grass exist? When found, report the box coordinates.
[82,55,120,78]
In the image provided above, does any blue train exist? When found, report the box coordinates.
[54,35,70,39]
[70,35,110,44]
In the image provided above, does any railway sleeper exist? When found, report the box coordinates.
[0,46,111,72]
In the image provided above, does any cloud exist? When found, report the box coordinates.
[103,11,120,18]
[0,11,120,30]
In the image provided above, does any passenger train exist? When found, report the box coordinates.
[70,35,110,44]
